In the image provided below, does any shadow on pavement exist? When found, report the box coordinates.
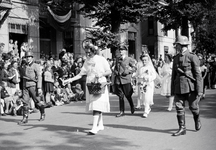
[105,124,196,135]
[0,123,138,150]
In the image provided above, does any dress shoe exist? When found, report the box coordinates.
[1,113,7,116]
[116,112,125,117]
[135,107,141,110]
[88,129,98,135]
[167,108,172,111]
[142,113,148,118]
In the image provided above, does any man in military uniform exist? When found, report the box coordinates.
[18,51,45,125]
[171,35,203,136]
[113,46,136,117]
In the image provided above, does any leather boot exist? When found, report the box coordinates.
[172,115,186,136]
[39,113,45,121]
[193,114,201,131]
[18,114,28,125]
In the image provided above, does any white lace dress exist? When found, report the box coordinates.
[136,64,156,106]
[79,55,111,112]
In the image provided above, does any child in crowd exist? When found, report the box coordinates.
[65,83,76,101]
[64,73,76,101]
[51,87,65,106]
[43,61,54,104]
[36,89,46,107]
[10,90,24,116]
[0,82,13,115]
[72,83,84,101]
[53,72,60,89]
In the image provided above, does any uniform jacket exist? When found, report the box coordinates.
[171,50,203,95]
[20,61,42,89]
[113,56,136,85]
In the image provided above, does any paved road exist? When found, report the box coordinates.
[0,89,216,150]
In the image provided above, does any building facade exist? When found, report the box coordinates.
[140,16,176,60]
[0,0,40,58]
[2,1,193,61]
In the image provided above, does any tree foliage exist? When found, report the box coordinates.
[43,0,156,50]
[154,0,216,53]
[85,29,121,50]
[75,0,155,32]
[193,3,216,54]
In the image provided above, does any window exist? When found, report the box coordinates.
[16,24,20,30]
[163,30,168,36]
[9,23,27,34]
[10,24,15,29]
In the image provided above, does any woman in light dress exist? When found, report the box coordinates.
[20,42,27,58]
[136,54,156,118]
[160,54,174,111]
[63,43,112,135]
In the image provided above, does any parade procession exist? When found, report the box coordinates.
[1,0,216,150]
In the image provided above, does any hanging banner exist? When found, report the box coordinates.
[47,6,71,31]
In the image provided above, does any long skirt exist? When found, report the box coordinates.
[85,86,110,113]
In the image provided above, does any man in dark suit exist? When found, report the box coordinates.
[113,46,136,117]
[171,35,203,136]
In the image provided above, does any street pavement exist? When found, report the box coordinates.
[0,89,216,150]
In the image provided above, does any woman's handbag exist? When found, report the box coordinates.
[87,77,107,95]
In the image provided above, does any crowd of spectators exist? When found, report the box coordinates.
[0,45,87,116]
[1,39,216,117]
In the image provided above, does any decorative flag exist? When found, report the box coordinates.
[47,6,72,31]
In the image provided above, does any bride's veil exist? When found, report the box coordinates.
[141,46,161,88]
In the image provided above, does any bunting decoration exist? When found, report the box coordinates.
[47,6,72,31]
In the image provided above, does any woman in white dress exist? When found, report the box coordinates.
[63,43,112,135]
[20,42,27,58]
[136,54,156,118]
[160,54,174,111]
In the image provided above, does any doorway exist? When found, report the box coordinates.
[9,33,27,56]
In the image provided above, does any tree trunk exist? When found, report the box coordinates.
[110,10,121,58]
[181,16,189,37]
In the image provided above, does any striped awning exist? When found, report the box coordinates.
[8,17,28,34]
[8,17,28,25]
